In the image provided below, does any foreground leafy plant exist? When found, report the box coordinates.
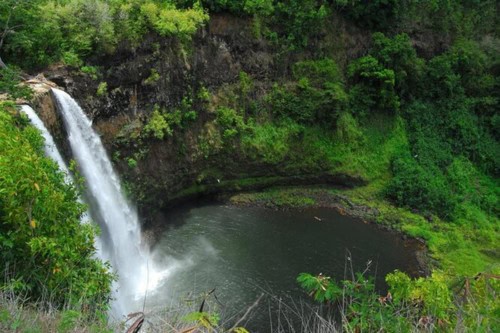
[298,266,499,332]
[0,104,113,312]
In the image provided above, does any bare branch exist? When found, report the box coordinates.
[0,4,14,51]
[228,293,264,332]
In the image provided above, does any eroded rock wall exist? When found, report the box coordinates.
[35,13,369,216]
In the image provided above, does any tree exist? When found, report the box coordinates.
[0,0,19,68]
[347,55,399,115]
[0,0,40,68]
[0,106,113,310]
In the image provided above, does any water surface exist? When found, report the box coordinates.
[144,203,421,330]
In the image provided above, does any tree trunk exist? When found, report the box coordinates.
[0,55,7,69]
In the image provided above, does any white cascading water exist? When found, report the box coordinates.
[51,88,169,318]
[20,105,98,255]
[20,105,71,179]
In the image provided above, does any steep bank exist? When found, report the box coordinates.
[3,1,498,331]
[25,7,498,278]
[34,13,372,214]
[29,10,470,217]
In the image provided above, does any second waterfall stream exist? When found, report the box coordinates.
[51,88,170,318]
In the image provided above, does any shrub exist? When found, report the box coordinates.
[142,99,198,140]
[369,32,424,101]
[386,270,453,321]
[62,51,83,68]
[385,152,456,218]
[242,119,303,164]
[264,58,346,124]
[143,107,172,140]
[0,106,113,310]
[335,112,364,147]
[96,82,108,96]
[273,0,329,49]
[140,1,208,40]
[298,267,498,332]
[127,158,137,169]
[292,58,342,86]
[0,68,33,100]
[336,0,399,30]
[197,86,211,102]
[143,68,161,85]
[0,0,208,69]
[216,106,245,130]
[446,157,498,214]
[347,55,399,116]
[80,65,99,80]
[297,268,411,331]
[237,71,254,111]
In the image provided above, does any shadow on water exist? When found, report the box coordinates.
[143,202,424,332]
[147,197,223,239]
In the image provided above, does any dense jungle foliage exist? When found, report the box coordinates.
[0,103,113,313]
[0,0,498,331]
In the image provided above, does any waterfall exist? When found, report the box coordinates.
[51,89,167,318]
[20,105,99,259]
[20,105,71,179]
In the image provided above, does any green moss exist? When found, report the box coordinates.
[170,176,294,201]
[143,68,161,85]
[339,184,499,277]
[96,82,108,97]
[231,188,317,209]
[241,119,303,164]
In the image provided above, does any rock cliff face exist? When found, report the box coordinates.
[33,13,369,217]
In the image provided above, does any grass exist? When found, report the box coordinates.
[232,183,498,277]
[199,112,499,329]
[296,112,498,277]
[231,188,317,209]
[189,109,499,278]
[338,184,499,277]
[0,289,114,333]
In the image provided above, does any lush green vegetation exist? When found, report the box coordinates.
[0,0,208,69]
[187,2,498,329]
[0,103,113,315]
[4,0,495,69]
[1,0,498,331]
[233,33,499,220]
[297,268,498,331]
